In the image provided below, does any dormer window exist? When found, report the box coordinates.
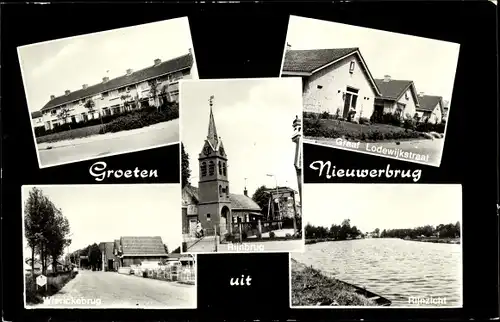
[349,61,355,73]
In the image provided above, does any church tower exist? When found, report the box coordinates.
[197,96,232,235]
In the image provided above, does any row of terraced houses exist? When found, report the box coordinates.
[31,50,194,131]
[282,45,449,124]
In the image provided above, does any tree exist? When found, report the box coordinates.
[181,143,191,188]
[148,80,161,109]
[164,244,169,255]
[24,188,51,281]
[374,228,380,238]
[88,243,102,271]
[252,185,270,217]
[57,107,72,129]
[46,207,71,273]
[84,98,103,125]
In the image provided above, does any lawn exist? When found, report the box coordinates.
[304,118,424,142]
[36,124,103,144]
[291,258,377,307]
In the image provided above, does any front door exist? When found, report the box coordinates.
[108,259,113,271]
[343,93,352,118]
[189,218,197,236]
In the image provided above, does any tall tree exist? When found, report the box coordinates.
[84,98,103,125]
[46,206,71,273]
[181,143,191,188]
[57,107,72,129]
[252,185,270,216]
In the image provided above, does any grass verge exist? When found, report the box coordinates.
[291,258,376,307]
[25,271,78,305]
[408,237,460,244]
[36,124,103,144]
[304,118,424,142]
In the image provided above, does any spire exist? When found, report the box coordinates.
[207,95,219,147]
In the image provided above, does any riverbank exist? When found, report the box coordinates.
[406,237,460,244]
[291,258,389,307]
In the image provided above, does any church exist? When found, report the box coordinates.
[182,97,262,236]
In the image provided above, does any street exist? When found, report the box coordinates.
[38,119,179,168]
[36,269,196,308]
[305,137,444,166]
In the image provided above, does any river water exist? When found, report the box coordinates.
[292,238,462,307]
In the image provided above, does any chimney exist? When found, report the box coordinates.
[50,95,55,100]
[82,84,88,90]
[154,58,161,66]
[126,69,133,75]
[383,75,391,82]
[418,91,425,97]
[65,90,71,95]
[102,76,109,83]
[244,187,248,197]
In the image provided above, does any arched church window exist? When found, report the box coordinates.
[201,162,207,177]
[208,161,215,176]
[223,162,227,176]
[218,161,222,175]
[226,185,229,196]
[219,185,222,195]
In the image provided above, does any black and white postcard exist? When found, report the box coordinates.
[22,184,196,309]
[290,184,462,308]
[18,17,199,169]
[280,16,460,167]
[179,78,305,254]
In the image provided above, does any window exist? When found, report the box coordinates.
[223,163,227,176]
[118,88,126,93]
[317,85,323,89]
[208,161,215,176]
[206,214,211,221]
[51,110,57,115]
[346,86,359,93]
[102,92,109,98]
[219,185,222,195]
[226,186,229,196]
[218,161,222,175]
[349,61,355,73]
[201,162,207,177]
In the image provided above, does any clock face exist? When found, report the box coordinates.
[203,145,211,156]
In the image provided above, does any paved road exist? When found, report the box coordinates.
[306,137,444,167]
[38,120,179,168]
[37,269,195,308]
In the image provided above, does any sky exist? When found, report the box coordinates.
[18,17,197,112]
[284,16,460,103]
[180,78,303,200]
[303,184,462,233]
[22,184,182,259]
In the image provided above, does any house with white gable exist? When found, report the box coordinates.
[281,46,382,122]
[415,93,444,124]
[373,75,420,121]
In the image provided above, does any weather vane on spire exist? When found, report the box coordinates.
[209,95,214,107]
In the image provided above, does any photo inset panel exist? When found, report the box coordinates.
[22,184,196,309]
[290,184,462,308]
[18,17,199,169]
[280,16,460,167]
[180,78,304,254]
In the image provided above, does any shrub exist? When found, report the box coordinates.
[346,110,356,122]
[225,233,235,242]
[403,117,416,131]
[285,233,292,239]
[241,231,248,239]
[143,271,148,278]
[359,117,370,125]
[269,231,276,239]
[321,111,330,119]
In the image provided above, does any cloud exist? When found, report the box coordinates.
[31,38,86,78]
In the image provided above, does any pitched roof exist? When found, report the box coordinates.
[31,111,42,119]
[182,185,261,211]
[207,104,219,150]
[40,52,193,111]
[374,79,416,101]
[282,48,359,73]
[417,95,443,112]
[120,236,167,256]
[229,193,261,211]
